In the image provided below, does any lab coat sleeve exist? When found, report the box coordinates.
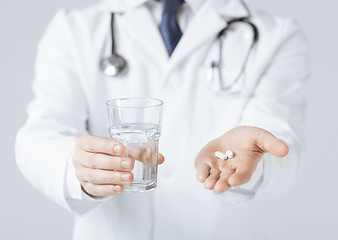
[238,19,310,199]
[15,10,109,216]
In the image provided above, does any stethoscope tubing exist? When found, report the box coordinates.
[215,17,259,91]
[110,13,116,55]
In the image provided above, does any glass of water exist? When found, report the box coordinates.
[106,98,163,192]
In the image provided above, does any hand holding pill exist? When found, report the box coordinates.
[195,126,289,193]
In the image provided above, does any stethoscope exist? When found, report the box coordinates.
[100,9,259,92]
[100,13,127,77]
[209,17,259,92]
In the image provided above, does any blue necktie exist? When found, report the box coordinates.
[159,0,183,56]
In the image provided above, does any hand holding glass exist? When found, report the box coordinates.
[106,98,163,192]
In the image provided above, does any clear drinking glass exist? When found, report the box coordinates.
[106,98,163,192]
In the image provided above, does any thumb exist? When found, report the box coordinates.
[256,130,289,157]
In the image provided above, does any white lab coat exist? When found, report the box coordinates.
[16,0,310,239]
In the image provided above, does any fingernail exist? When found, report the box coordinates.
[114,185,121,192]
[121,160,131,169]
[113,144,122,154]
[121,174,130,181]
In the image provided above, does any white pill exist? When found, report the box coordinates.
[215,151,228,160]
[225,150,235,159]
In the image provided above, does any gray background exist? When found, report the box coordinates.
[1,0,337,239]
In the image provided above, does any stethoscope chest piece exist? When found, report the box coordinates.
[100,53,127,77]
[100,13,127,77]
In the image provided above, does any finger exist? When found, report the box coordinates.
[158,153,165,165]
[204,168,221,190]
[227,163,253,187]
[82,153,134,171]
[127,145,151,164]
[82,182,124,197]
[127,146,142,162]
[77,167,134,185]
[125,146,164,165]
[256,130,289,157]
[213,172,232,193]
[196,163,211,182]
[76,135,125,156]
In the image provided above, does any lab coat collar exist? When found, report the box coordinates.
[185,0,250,18]
[97,0,250,19]
[185,0,205,13]
[97,0,250,73]
[98,0,148,13]
[98,0,249,16]
[165,0,250,71]
[213,0,250,19]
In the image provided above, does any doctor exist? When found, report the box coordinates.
[16,0,310,239]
